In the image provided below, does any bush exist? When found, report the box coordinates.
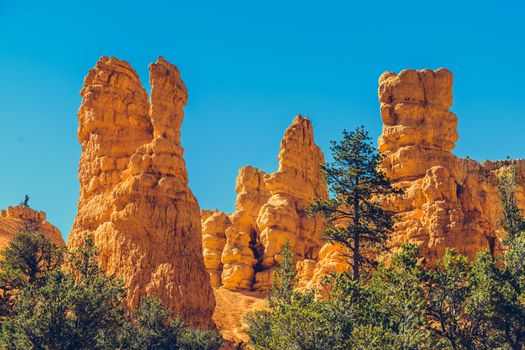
[0,232,223,350]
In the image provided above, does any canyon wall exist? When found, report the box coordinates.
[202,115,328,291]
[378,68,525,262]
[0,205,64,252]
[68,57,215,328]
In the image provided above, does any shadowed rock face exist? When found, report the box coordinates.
[0,205,64,252]
[378,68,525,262]
[69,56,215,328]
[202,115,328,291]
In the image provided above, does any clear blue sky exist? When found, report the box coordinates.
[1,0,524,240]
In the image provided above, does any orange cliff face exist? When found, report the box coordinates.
[377,68,525,262]
[0,205,64,252]
[68,57,215,328]
[201,115,328,291]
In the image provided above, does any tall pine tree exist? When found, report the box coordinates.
[309,126,401,280]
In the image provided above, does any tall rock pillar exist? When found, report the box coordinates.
[69,57,215,328]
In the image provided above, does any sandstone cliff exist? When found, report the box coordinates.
[202,115,328,291]
[0,205,64,252]
[68,56,215,328]
[378,68,525,262]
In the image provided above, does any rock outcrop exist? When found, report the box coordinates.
[0,205,64,252]
[378,68,525,262]
[69,56,215,328]
[201,210,231,287]
[203,115,328,290]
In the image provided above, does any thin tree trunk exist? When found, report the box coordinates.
[353,189,359,281]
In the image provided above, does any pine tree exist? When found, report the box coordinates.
[0,230,63,286]
[498,165,525,236]
[19,195,30,207]
[0,234,223,349]
[268,240,295,308]
[309,126,402,280]
[0,231,63,324]
[127,297,222,350]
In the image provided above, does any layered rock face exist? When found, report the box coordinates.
[378,68,525,262]
[202,115,328,290]
[69,57,215,328]
[0,205,64,252]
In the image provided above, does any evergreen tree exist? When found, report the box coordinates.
[0,231,63,323]
[468,249,525,350]
[0,230,63,286]
[126,296,222,350]
[0,234,223,349]
[1,236,128,350]
[19,195,30,207]
[268,240,295,308]
[369,244,435,349]
[498,165,525,236]
[423,249,492,350]
[309,126,402,280]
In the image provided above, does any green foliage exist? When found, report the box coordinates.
[369,244,435,349]
[268,240,295,308]
[0,232,223,350]
[309,126,402,280]
[424,249,490,349]
[0,230,63,286]
[126,297,222,350]
[498,165,525,236]
[246,241,525,350]
[0,236,128,349]
[0,231,64,324]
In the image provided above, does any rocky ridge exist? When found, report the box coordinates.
[0,205,64,252]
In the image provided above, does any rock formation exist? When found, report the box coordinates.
[0,205,64,252]
[202,115,328,290]
[201,210,230,287]
[286,68,525,290]
[69,56,215,328]
[377,68,525,262]
[296,243,349,291]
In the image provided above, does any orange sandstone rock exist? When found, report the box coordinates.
[204,115,328,291]
[202,210,231,287]
[69,56,215,328]
[0,205,64,252]
[220,166,269,290]
[297,243,349,291]
[378,68,525,262]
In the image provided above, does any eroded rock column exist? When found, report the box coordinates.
[69,57,215,328]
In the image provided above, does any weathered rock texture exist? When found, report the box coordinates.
[202,115,328,290]
[378,68,525,262]
[201,210,230,287]
[69,56,215,328]
[0,205,64,252]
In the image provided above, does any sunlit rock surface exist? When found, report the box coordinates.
[0,205,64,252]
[68,56,215,328]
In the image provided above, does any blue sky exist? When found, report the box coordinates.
[0,0,524,240]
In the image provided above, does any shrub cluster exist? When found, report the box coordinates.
[0,232,222,350]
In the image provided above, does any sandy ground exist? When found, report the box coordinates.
[213,287,268,346]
